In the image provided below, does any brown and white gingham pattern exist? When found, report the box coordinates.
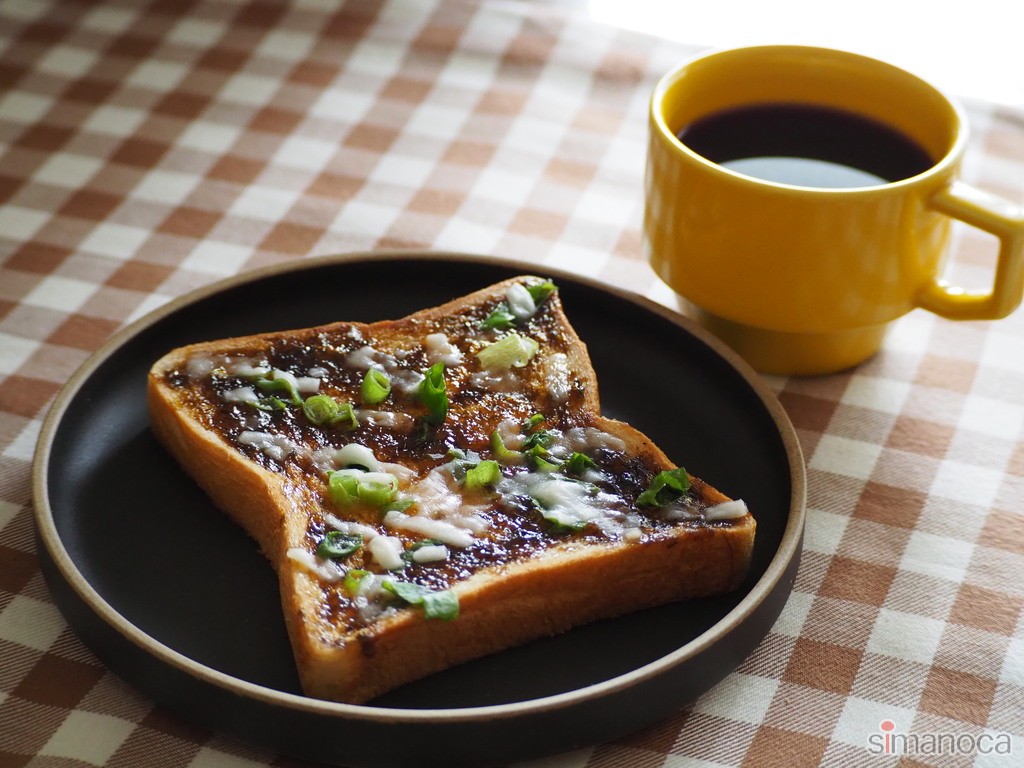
[1,0,1022,766]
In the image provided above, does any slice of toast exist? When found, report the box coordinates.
[147,276,755,704]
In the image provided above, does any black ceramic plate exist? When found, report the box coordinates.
[33,252,805,767]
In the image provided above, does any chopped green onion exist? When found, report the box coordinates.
[316,531,362,559]
[328,472,360,507]
[343,568,370,595]
[382,580,425,601]
[636,468,691,507]
[361,368,391,405]
[418,362,449,423]
[303,395,358,429]
[530,484,589,531]
[247,396,288,412]
[357,477,398,507]
[443,449,475,481]
[522,413,545,432]
[537,507,587,533]
[332,401,359,431]
[530,450,562,472]
[382,580,459,620]
[421,589,459,620]
[328,470,398,508]
[405,538,442,552]
[520,429,561,471]
[476,332,539,370]
[303,394,340,425]
[382,497,416,514]
[402,538,443,564]
[464,459,501,491]
[521,429,553,450]
[480,304,516,331]
[255,370,302,405]
[530,477,599,532]
[526,279,556,305]
[563,451,597,475]
[490,430,524,464]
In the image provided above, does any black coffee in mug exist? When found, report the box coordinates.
[677,103,935,188]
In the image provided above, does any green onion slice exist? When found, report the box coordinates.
[476,332,539,371]
[303,395,358,430]
[401,538,444,564]
[357,477,397,507]
[563,451,598,475]
[316,531,362,559]
[361,368,392,405]
[526,279,557,305]
[522,413,545,432]
[420,589,459,620]
[382,580,459,621]
[303,394,340,425]
[521,429,553,450]
[255,370,302,405]
[328,469,398,508]
[464,459,501,491]
[406,538,443,552]
[334,401,359,431]
[343,569,370,595]
[382,497,416,514]
[328,471,360,507]
[538,507,588,533]
[480,304,516,331]
[247,396,288,412]
[529,450,562,473]
[490,430,524,464]
[418,362,449,423]
[521,429,561,471]
[636,468,691,507]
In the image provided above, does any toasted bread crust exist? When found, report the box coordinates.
[148,277,755,703]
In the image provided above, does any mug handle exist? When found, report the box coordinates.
[917,180,1024,320]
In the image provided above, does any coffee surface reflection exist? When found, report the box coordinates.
[677,104,934,188]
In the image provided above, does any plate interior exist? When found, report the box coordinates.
[44,256,793,709]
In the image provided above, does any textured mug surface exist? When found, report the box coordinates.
[645,45,1024,375]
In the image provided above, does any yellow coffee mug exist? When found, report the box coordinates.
[645,45,1024,375]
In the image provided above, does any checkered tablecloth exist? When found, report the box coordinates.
[2,1,1023,766]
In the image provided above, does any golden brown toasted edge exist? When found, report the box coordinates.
[147,275,756,704]
[275,415,752,705]
[292,514,755,703]
[147,373,305,560]
[282,430,752,704]
[148,275,581,377]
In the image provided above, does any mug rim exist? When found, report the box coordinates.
[650,44,969,195]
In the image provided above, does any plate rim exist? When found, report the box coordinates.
[31,249,806,726]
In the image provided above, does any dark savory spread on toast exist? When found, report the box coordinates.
[157,278,749,632]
